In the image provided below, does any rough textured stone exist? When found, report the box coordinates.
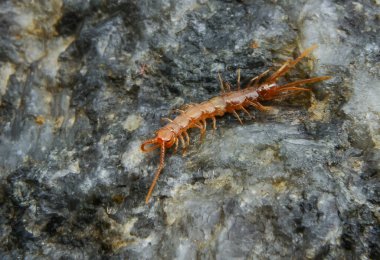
[0,0,379,259]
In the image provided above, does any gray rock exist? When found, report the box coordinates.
[0,0,379,259]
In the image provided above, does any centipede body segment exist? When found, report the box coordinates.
[141,44,331,203]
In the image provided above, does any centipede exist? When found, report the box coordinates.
[141,44,331,203]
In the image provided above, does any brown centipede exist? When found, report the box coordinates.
[141,44,331,203]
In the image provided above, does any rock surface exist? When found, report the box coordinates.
[0,0,379,259]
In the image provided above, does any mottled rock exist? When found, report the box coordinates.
[0,0,379,259]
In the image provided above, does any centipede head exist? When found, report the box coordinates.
[141,137,161,152]
[256,83,279,100]
[141,128,176,152]
[141,128,176,204]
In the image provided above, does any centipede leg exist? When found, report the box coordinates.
[240,106,254,119]
[173,138,179,154]
[193,122,205,139]
[145,142,166,204]
[212,116,217,131]
[218,73,226,93]
[161,117,173,123]
[179,134,186,152]
[202,119,207,131]
[232,110,243,125]
[269,87,312,100]
[168,109,185,117]
[184,131,190,146]
[248,100,272,112]
[199,119,207,142]
[225,82,232,91]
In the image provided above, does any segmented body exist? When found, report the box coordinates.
[141,45,330,203]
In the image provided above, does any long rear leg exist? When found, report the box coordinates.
[272,86,311,95]
[265,44,318,84]
[276,76,331,90]
[270,76,331,99]
[184,131,190,146]
[267,87,312,101]
[145,142,166,204]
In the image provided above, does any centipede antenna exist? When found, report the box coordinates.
[237,69,241,90]
[145,142,166,204]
